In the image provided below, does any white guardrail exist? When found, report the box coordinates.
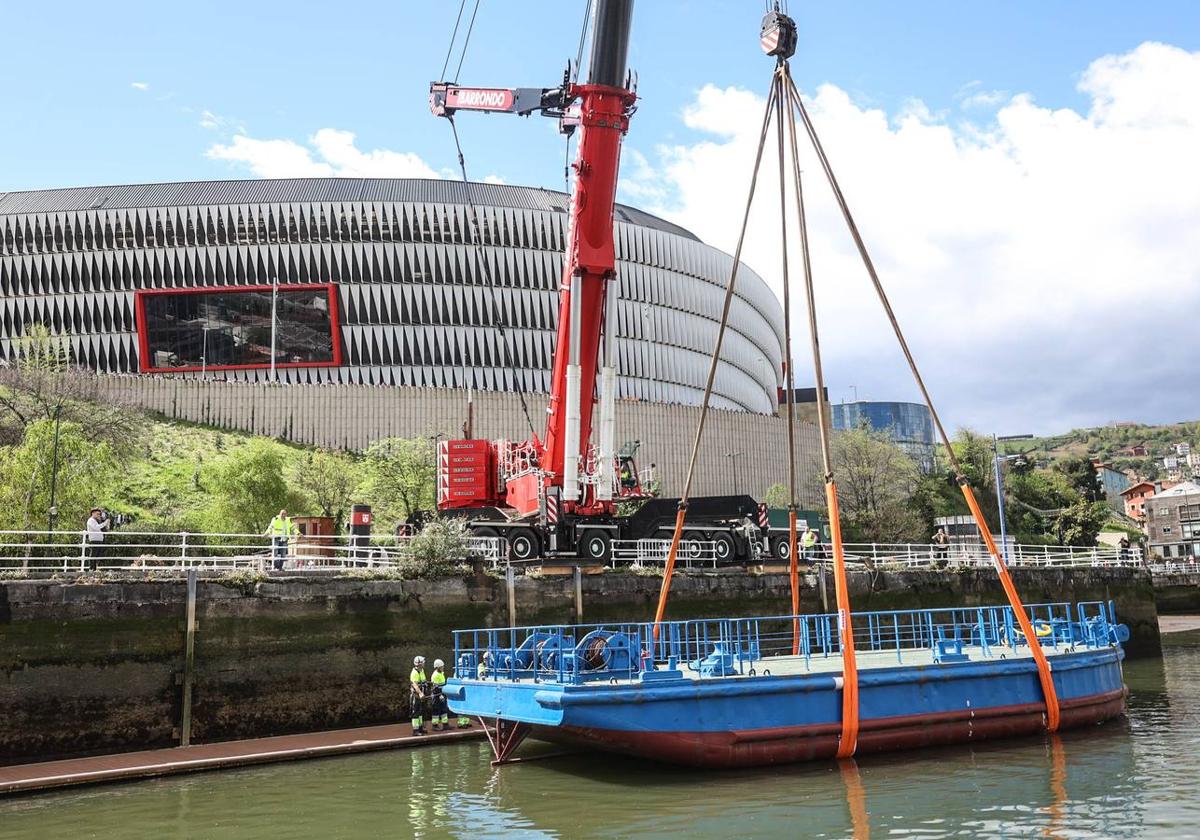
[1,528,1190,577]
[0,530,505,573]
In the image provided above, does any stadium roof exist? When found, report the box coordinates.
[0,177,697,241]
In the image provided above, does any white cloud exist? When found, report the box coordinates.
[206,129,439,180]
[624,42,1200,434]
[199,110,224,130]
[130,81,149,91]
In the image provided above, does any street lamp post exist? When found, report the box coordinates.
[47,404,63,538]
[725,451,745,494]
[269,276,279,383]
[992,433,1034,561]
[201,324,210,377]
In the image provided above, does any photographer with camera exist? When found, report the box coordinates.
[84,507,110,571]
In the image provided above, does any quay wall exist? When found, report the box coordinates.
[0,567,1158,765]
[1150,572,1200,614]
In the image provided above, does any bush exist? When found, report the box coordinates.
[403,517,472,578]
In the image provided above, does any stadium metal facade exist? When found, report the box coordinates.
[0,178,784,414]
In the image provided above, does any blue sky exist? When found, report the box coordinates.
[4,1,1196,193]
[3,2,1200,435]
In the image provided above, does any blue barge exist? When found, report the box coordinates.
[445,601,1128,767]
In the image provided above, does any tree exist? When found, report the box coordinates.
[0,324,144,453]
[1054,456,1104,503]
[0,419,119,532]
[359,437,436,527]
[205,440,297,533]
[951,428,995,488]
[763,483,790,509]
[403,516,471,577]
[827,427,924,542]
[1054,500,1110,546]
[289,451,359,525]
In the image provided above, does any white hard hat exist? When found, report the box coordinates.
[414,655,425,666]
[433,659,445,669]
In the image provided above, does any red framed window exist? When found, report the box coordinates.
[134,284,342,373]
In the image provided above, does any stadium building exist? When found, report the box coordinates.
[0,178,819,498]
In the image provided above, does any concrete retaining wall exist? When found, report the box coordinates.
[0,567,1159,764]
[1150,573,1200,614]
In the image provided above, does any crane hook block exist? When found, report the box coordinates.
[760,10,797,59]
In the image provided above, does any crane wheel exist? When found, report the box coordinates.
[579,530,612,563]
[681,531,705,560]
[508,529,540,562]
[711,532,736,564]
[771,536,792,561]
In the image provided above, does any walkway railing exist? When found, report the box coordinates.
[0,528,1159,576]
[840,542,1145,570]
[0,529,504,573]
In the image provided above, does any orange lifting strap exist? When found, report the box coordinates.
[789,510,800,655]
[785,67,1061,737]
[827,481,860,758]
[961,483,1062,731]
[651,508,688,642]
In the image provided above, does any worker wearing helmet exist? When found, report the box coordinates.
[410,655,428,736]
[429,659,450,731]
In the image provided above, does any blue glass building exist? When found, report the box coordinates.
[831,401,936,471]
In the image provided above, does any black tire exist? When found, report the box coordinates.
[711,532,736,564]
[771,535,792,561]
[681,530,706,560]
[579,530,612,563]
[508,529,540,562]
[472,526,500,540]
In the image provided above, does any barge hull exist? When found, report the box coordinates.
[529,688,1127,768]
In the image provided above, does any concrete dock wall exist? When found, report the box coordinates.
[1150,572,1200,614]
[0,568,1159,764]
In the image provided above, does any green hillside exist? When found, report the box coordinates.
[1002,421,1200,479]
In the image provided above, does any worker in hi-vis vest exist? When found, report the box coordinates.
[265,509,298,571]
[429,659,450,731]
[410,656,428,736]
[800,525,817,563]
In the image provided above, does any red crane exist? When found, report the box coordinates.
[430,0,638,516]
[429,1,770,564]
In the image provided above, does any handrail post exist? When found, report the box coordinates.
[180,532,189,568]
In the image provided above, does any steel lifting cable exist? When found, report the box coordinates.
[453,0,483,83]
[650,74,779,643]
[783,72,1061,733]
[446,117,540,441]
[439,0,470,81]
[779,61,859,758]
[772,67,802,658]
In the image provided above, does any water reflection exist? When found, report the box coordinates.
[1,634,1197,839]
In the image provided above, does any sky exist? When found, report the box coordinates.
[2,1,1199,436]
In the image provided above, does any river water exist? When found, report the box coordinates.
[3,631,1199,840]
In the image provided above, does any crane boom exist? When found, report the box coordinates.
[431,0,636,520]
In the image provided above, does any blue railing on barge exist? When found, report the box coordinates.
[452,601,1128,686]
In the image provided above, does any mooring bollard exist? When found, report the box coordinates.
[180,569,197,747]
